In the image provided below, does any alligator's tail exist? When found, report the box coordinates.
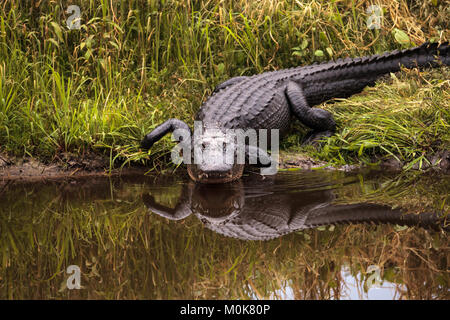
[366,41,449,72]
[302,41,449,105]
[305,203,448,232]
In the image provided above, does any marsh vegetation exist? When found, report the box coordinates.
[0,0,448,301]
[0,0,448,171]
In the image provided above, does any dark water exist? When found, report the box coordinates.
[0,169,448,299]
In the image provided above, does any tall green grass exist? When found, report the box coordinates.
[0,0,448,169]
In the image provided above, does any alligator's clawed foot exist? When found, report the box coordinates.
[302,130,334,146]
[140,119,191,150]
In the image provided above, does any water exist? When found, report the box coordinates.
[0,169,448,299]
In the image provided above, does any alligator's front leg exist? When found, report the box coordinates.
[141,119,191,149]
[142,193,192,220]
[285,81,336,144]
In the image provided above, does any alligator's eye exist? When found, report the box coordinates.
[202,142,207,149]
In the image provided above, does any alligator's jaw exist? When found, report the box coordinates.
[187,164,245,184]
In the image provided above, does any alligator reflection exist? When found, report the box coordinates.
[143,174,445,240]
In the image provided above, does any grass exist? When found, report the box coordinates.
[0,0,449,171]
[283,67,450,167]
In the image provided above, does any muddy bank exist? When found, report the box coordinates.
[279,150,450,173]
[1,150,449,183]
[0,152,149,182]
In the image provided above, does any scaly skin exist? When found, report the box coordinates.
[141,42,449,183]
[143,178,447,241]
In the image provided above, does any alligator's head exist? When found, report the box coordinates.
[191,181,244,222]
[186,127,244,184]
[187,163,245,184]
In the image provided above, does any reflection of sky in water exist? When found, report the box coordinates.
[339,266,406,300]
[248,266,407,300]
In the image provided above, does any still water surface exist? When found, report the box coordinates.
[0,169,448,299]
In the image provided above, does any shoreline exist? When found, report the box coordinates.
[1,150,448,183]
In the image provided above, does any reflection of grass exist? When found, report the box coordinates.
[0,1,448,170]
[0,173,447,299]
[332,171,450,216]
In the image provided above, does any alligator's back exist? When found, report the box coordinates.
[196,70,294,134]
[197,42,449,133]
[142,42,449,184]
[204,202,446,241]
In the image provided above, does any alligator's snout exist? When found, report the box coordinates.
[187,164,245,184]
[185,127,246,183]
[198,170,229,181]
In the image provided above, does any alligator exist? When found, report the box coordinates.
[142,174,447,241]
[141,42,449,183]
